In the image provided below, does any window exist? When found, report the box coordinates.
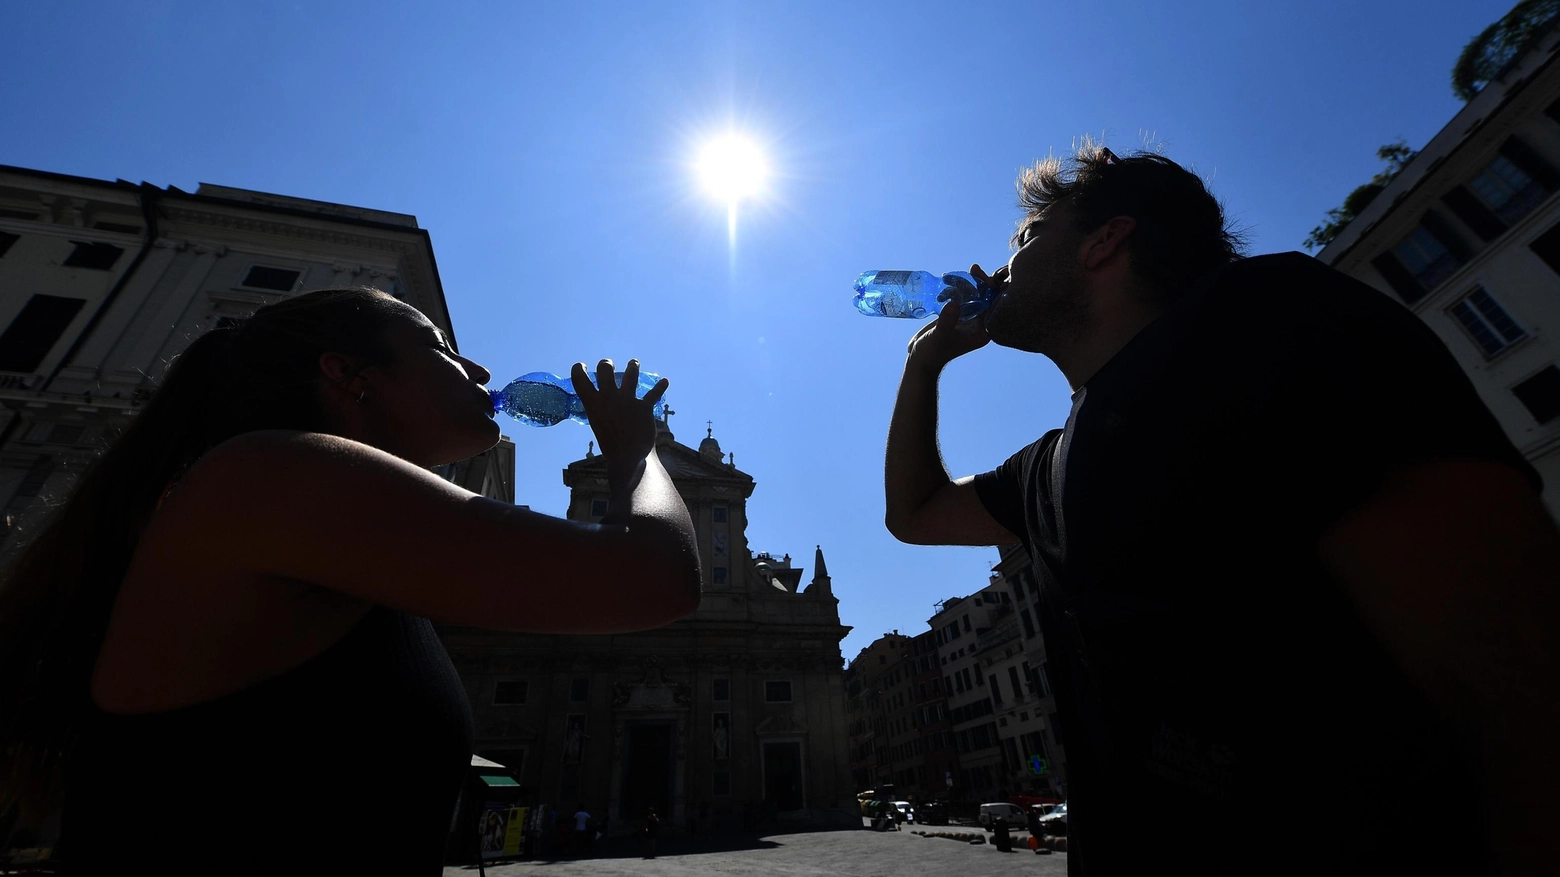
[765,680,792,702]
[0,231,17,259]
[1449,288,1526,358]
[493,680,528,705]
[973,669,983,687]
[712,504,727,523]
[569,677,590,701]
[589,497,608,517]
[713,770,731,796]
[1020,608,1036,639]
[241,265,301,291]
[990,676,1003,705]
[1469,154,1548,224]
[1513,365,1560,425]
[1529,222,1560,275]
[714,678,731,701]
[1008,666,1024,701]
[62,241,123,270]
[0,295,87,373]
[932,678,941,693]
[92,221,141,235]
[713,566,728,585]
[1390,224,1463,292]
[953,674,963,694]
[962,615,971,633]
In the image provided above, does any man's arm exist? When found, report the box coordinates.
[1318,458,1560,877]
[883,273,1017,546]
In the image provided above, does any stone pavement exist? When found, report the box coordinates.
[445,820,1066,877]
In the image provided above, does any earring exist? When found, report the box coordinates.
[356,390,366,404]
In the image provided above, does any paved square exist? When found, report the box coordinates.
[445,822,1066,877]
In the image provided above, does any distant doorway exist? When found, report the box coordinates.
[762,741,804,811]
[620,722,673,820]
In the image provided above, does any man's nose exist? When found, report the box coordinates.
[464,358,492,384]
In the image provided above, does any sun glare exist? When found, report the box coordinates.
[696,134,769,203]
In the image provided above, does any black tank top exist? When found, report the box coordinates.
[61,606,474,875]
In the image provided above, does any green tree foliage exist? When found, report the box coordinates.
[1452,0,1560,102]
[1304,142,1418,252]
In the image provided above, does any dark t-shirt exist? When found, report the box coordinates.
[973,252,1539,877]
[63,607,474,876]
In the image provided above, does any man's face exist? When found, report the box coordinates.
[984,204,1090,355]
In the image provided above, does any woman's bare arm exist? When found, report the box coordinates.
[145,427,701,634]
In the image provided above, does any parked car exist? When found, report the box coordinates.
[916,801,948,825]
[890,801,913,823]
[978,802,1025,830]
[1035,801,1068,836]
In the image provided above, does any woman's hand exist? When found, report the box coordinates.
[572,358,668,462]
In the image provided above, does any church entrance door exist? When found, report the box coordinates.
[762,741,805,811]
[620,722,674,820]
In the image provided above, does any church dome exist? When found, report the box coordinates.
[699,426,722,462]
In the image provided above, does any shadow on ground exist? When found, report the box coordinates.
[450,832,791,868]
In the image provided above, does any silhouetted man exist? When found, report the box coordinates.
[883,144,1560,876]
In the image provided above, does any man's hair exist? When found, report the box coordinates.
[1014,142,1245,294]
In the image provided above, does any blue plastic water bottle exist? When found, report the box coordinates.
[488,371,667,428]
[852,270,996,321]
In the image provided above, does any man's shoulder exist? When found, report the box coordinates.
[1003,428,1065,470]
[1201,251,1412,321]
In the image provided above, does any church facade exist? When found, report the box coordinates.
[435,424,857,833]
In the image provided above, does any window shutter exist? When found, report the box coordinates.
[1370,251,1427,304]
[1499,136,1560,192]
[1529,222,1560,275]
[1419,210,1472,261]
[1442,185,1508,241]
[0,295,88,373]
[1512,364,1560,425]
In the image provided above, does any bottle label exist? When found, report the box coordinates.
[871,270,912,286]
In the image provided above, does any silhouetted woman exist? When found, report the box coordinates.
[0,288,700,875]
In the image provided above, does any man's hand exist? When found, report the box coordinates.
[905,263,1002,373]
[573,357,668,462]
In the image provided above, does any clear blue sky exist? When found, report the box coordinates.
[1,0,1513,659]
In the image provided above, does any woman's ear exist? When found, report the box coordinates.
[318,351,372,397]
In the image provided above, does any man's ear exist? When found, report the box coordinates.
[1079,216,1137,269]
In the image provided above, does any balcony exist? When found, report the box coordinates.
[974,622,1019,655]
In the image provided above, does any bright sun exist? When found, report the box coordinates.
[696,134,768,203]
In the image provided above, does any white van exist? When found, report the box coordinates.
[977,802,1024,829]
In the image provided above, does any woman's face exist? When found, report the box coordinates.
[348,305,500,467]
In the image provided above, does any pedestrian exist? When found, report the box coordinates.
[572,802,591,856]
[882,142,1560,875]
[642,805,659,859]
[0,287,703,876]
